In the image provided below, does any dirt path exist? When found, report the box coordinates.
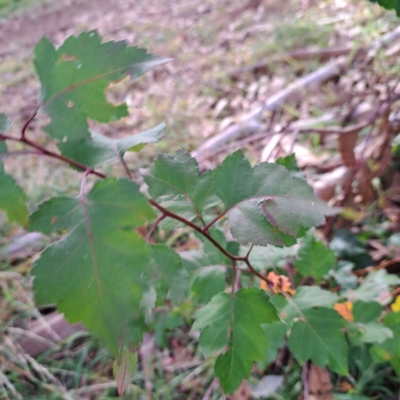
[0,0,136,57]
[0,0,294,147]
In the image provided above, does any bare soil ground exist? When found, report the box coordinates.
[0,0,335,144]
[1,0,325,208]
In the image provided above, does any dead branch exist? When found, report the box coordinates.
[192,25,400,163]
[192,56,349,161]
[16,312,83,357]
[228,46,355,79]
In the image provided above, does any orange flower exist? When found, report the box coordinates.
[260,279,269,291]
[334,302,353,321]
[260,271,295,295]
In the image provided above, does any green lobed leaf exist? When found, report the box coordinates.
[58,123,165,168]
[272,286,338,327]
[213,151,338,247]
[0,128,29,225]
[293,235,336,281]
[144,151,335,245]
[34,31,169,142]
[227,200,297,247]
[192,288,279,393]
[276,153,299,172]
[144,151,198,198]
[348,322,393,345]
[143,151,220,223]
[353,301,383,323]
[242,243,297,271]
[288,308,348,375]
[30,178,157,354]
[330,261,357,290]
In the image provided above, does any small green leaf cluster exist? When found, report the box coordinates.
[1,31,399,396]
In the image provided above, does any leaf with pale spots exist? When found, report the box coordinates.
[34,31,169,142]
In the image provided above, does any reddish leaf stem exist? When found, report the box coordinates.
[80,169,91,196]
[119,154,133,181]
[20,112,37,140]
[112,140,133,181]
[149,199,240,261]
[245,244,254,259]
[201,210,228,232]
[148,199,273,285]
[0,112,106,178]
[145,212,167,242]
[0,132,106,178]
[243,258,273,289]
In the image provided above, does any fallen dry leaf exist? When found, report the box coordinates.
[338,131,358,167]
[358,161,374,205]
[308,364,333,400]
[334,302,353,321]
[229,380,251,400]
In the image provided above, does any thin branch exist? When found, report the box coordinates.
[231,259,236,297]
[145,213,167,242]
[20,112,37,140]
[0,133,106,179]
[245,244,254,259]
[202,211,228,232]
[119,154,133,180]
[79,169,90,197]
[243,258,272,287]
[112,140,133,181]
[298,120,369,136]
[149,199,237,261]
[149,199,273,285]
